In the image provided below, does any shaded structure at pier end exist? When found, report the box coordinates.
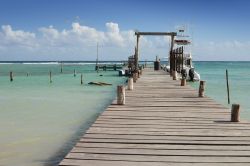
[134,31,177,72]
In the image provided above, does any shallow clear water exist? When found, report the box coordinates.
[0,63,126,166]
[1,61,250,166]
[190,61,250,119]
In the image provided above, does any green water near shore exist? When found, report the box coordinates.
[1,61,250,165]
[0,63,126,166]
[190,61,250,119]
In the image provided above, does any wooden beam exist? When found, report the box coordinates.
[135,32,177,36]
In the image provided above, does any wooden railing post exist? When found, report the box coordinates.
[117,85,125,105]
[231,104,240,122]
[199,81,206,97]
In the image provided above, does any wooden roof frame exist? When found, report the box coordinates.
[134,31,177,72]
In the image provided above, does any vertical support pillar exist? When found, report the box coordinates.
[169,34,175,75]
[117,85,125,105]
[135,34,140,72]
[170,50,174,76]
[181,46,184,71]
[199,81,206,97]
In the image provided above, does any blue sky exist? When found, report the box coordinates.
[0,0,250,61]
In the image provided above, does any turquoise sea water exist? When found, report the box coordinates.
[0,62,127,166]
[0,61,250,166]
[191,61,250,119]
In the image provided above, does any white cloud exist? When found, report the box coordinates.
[2,22,250,61]
[0,25,37,47]
[105,22,124,46]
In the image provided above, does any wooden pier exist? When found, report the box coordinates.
[59,68,250,166]
[95,64,123,71]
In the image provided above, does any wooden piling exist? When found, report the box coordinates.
[127,77,133,90]
[226,69,230,104]
[173,70,177,80]
[133,73,137,83]
[10,71,13,82]
[181,78,186,86]
[199,80,206,97]
[74,69,76,77]
[81,74,83,85]
[49,71,52,83]
[117,85,125,105]
[60,63,63,73]
[231,104,240,122]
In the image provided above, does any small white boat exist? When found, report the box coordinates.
[166,26,200,81]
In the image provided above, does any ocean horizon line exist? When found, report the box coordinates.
[1,60,250,64]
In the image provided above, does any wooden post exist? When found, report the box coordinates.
[81,74,83,85]
[231,104,240,122]
[199,80,206,97]
[60,63,63,73]
[10,71,13,82]
[133,73,137,83]
[170,50,173,74]
[128,77,133,90]
[181,78,186,86]
[117,85,125,105]
[135,35,140,72]
[226,69,230,104]
[173,70,177,80]
[49,71,52,83]
[181,46,184,71]
[73,69,76,77]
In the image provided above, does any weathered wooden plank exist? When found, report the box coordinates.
[75,142,250,151]
[60,159,250,166]
[65,153,250,162]
[71,147,250,156]
[83,133,250,141]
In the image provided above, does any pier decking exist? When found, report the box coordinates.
[59,68,250,166]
